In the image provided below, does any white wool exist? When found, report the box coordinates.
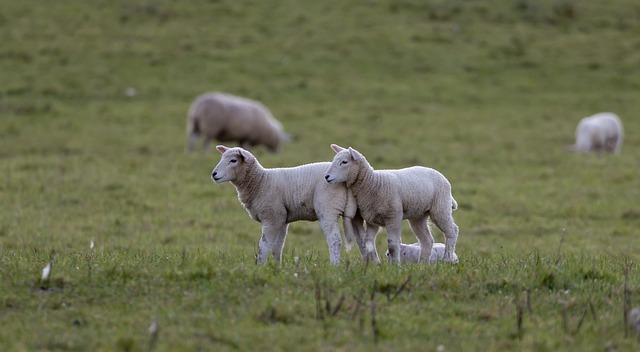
[211,145,361,265]
[385,243,459,264]
[326,144,459,265]
[187,92,291,153]
[571,112,623,154]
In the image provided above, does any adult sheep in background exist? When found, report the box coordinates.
[570,112,623,154]
[187,92,291,153]
[211,145,363,265]
[386,243,459,264]
[325,144,459,264]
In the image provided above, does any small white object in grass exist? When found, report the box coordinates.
[629,307,640,336]
[436,345,445,352]
[41,261,52,281]
[90,241,94,249]
[125,87,137,97]
[148,321,159,335]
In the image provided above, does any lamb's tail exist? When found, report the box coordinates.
[186,113,201,152]
[186,114,200,137]
[452,196,458,211]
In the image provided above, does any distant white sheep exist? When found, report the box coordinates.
[187,92,291,153]
[571,112,623,154]
[211,145,362,265]
[386,243,459,264]
[325,144,459,264]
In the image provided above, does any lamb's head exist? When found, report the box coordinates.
[211,145,254,183]
[385,243,418,264]
[325,144,365,184]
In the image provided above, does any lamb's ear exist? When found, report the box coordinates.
[237,148,252,162]
[330,144,345,153]
[348,147,363,161]
[216,145,229,154]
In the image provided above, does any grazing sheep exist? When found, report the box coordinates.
[325,144,459,264]
[211,145,362,265]
[187,92,291,153]
[385,243,459,264]
[570,112,623,154]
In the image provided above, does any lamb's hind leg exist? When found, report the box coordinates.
[431,211,459,263]
[386,220,403,264]
[187,134,199,152]
[408,216,434,263]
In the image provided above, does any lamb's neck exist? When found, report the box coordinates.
[232,164,266,205]
[349,164,379,197]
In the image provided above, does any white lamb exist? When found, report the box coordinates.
[325,144,459,264]
[386,243,459,264]
[570,112,623,154]
[211,145,363,265]
[187,92,291,153]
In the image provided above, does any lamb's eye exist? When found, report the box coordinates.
[230,159,237,163]
[340,161,347,165]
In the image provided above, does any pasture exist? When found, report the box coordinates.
[1,0,639,350]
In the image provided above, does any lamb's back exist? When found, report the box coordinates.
[264,162,342,222]
[378,167,448,204]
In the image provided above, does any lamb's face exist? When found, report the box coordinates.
[386,244,419,264]
[325,150,352,184]
[211,146,248,183]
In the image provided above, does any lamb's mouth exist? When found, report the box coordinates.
[212,176,222,182]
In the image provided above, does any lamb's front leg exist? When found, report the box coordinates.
[271,223,289,263]
[257,222,287,264]
[319,217,342,265]
[385,220,403,264]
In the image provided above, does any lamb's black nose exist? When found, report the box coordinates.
[324,175,330,180]
[211,171,217,178]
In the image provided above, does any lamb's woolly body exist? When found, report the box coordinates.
[348,166,456,225]
[572,112,623,154]
[187,92,289,153]
[211,146,359,265]
[386,243,459,264]
[326,145,459,264]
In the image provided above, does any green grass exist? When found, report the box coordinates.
[1,0,640,350]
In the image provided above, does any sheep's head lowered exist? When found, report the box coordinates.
[211,145,255,183]
[325,144,366,185]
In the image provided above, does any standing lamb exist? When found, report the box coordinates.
[325,144,459,264]
[386,243,459,264]
[211,145,363,265]
[187,92,291,153]
[570,112,623,154]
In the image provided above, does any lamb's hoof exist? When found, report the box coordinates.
[442,257,459,264]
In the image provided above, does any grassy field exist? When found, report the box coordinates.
[1,0,640,350]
